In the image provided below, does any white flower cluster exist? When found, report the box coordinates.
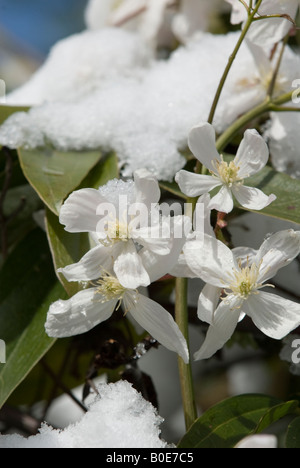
[46,122,300,363]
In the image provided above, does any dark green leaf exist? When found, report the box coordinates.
[0,228,67,409]
[255,400,299,434]
[18,147,102,215]
[285,416,300,448]
[45,209,90,296]
[178,394,282,448]
[245,166,300,225]
[45,152,120,295]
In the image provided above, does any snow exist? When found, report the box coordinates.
[0,29,241,181]
[0,381,169,448]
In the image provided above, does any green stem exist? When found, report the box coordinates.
[175,277,197,430]
[207,0,263,125]
[215,88,299,153]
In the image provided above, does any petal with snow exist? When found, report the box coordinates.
[232,185,276,211]
[59,188,106,233]
[194,295,243,360]
[175,170,222,198]
[244,291,300,340]
[234,129,269,178]
[188,122,221,172]
[45,288,116,338]
[124,292,189,363]
[113,241,150,289]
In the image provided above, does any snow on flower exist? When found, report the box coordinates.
[0,381,170,448]
[175,122,276,214]
[0,31,242,181]
[45,251,190,363]
[225,0,299,47]
[59,169,191,289]
[183,230,300,360]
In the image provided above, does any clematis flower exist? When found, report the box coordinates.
[184,230,300,360]
[45,236,190,364]
[59,169,190,290]
[225,0,299,47]
[84,0,174,48]
[235,435,278,449]
[175,122,276,214]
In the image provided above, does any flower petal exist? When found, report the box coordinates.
[225,0,247,25]
[141,216,192,282]
[134,168,161,207]
[175,170,222,198]
[234,129,269,178]
[113,241,150,289]
[197,284,222,325]
[194,295,243,360]
[235,435,277,449]
[232,185,276,211]
[124,292,189,363]
[184,234,238,287]
[188,122,221,172]
[59,188,106,233]
[244,291,300,340]
[58,243,123,282]
[255,230,300,283]
[45,288,116,338]
[210,185,234,213]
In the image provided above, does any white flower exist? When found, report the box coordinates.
[170,193,215,278]
[172,0,228,44]
[184,230,300,360]
[175,122,276,214]
[45,245,190,363]
[217,39,296,129]
[225,0,299,47]
[84,0,173,48]
[235,434,278,449]
[266,112,300,179]
[59,169,189,289]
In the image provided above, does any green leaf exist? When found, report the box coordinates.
[245,166,300,225]
[178,394,282,448]
[18,147,102,215]
[285,416,300,448]
[45,152,120,296]
[0,228,67,409]
[45,208,90,296]
[223,155,300,225]
[254,400,299,434]
[0,104,30,126]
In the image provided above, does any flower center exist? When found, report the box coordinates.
[213,156,243,187]
[229,261,261,299]
[94,273,126,304]
[100,216,130,246]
